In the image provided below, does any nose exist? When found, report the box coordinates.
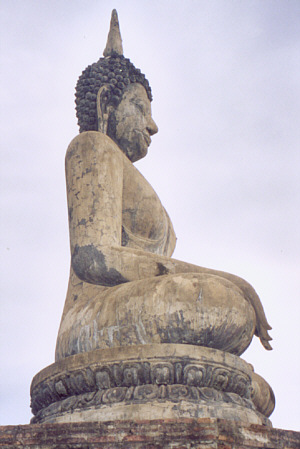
[147,117,158,136]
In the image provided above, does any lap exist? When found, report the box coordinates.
[55,270,256,360]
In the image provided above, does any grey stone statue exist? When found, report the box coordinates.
[30,10,275,425]
[55,10,272,360]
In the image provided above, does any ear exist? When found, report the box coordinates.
[97,85,114,134]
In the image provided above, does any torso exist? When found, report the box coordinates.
[122,159,176,257]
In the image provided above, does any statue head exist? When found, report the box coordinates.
[75,10,158,162]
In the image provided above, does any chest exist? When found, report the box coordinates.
[122,163,176,256]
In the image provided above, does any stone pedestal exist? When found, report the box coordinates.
[1,419,299,449]
[30,344,274,426]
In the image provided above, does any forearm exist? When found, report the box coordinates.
[71,243,189,285]
[72,242,253,297]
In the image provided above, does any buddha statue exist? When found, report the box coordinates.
[31,10,275,425]
[55,10,271,361]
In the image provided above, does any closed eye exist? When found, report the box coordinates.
[135,103,144,113]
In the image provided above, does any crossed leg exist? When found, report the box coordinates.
[55,270,256,360]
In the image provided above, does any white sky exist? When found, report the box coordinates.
[1,0,299,431]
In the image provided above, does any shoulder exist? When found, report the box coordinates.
[66,131,124,163]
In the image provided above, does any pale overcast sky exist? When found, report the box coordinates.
[1,0,299,430]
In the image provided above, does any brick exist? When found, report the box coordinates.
[0,419,299,449]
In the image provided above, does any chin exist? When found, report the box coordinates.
[136,145,149,162]
[132,146,148,162]
[122,142,148,162]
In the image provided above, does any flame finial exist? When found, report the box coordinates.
[103,9,123,57]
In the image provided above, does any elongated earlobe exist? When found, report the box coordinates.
[97,85,114,134]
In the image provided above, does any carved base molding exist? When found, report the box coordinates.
[30,344,274,425]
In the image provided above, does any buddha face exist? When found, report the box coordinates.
[107,83,158,162]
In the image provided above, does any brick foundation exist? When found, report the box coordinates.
[1,419,299,448]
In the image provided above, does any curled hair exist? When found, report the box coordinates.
[75,55,152,133]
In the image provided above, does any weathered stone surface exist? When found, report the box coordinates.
[56,272,256,359]
[30,9,275,429]
[103,9,123,57]
[56,131,259,360]
[31,345,271,425]
[76,11,152,135]
[68,7,273,355]
[1,419,299,449]
[251,371,275,418]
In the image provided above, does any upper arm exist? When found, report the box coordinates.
[65,132,124,256]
